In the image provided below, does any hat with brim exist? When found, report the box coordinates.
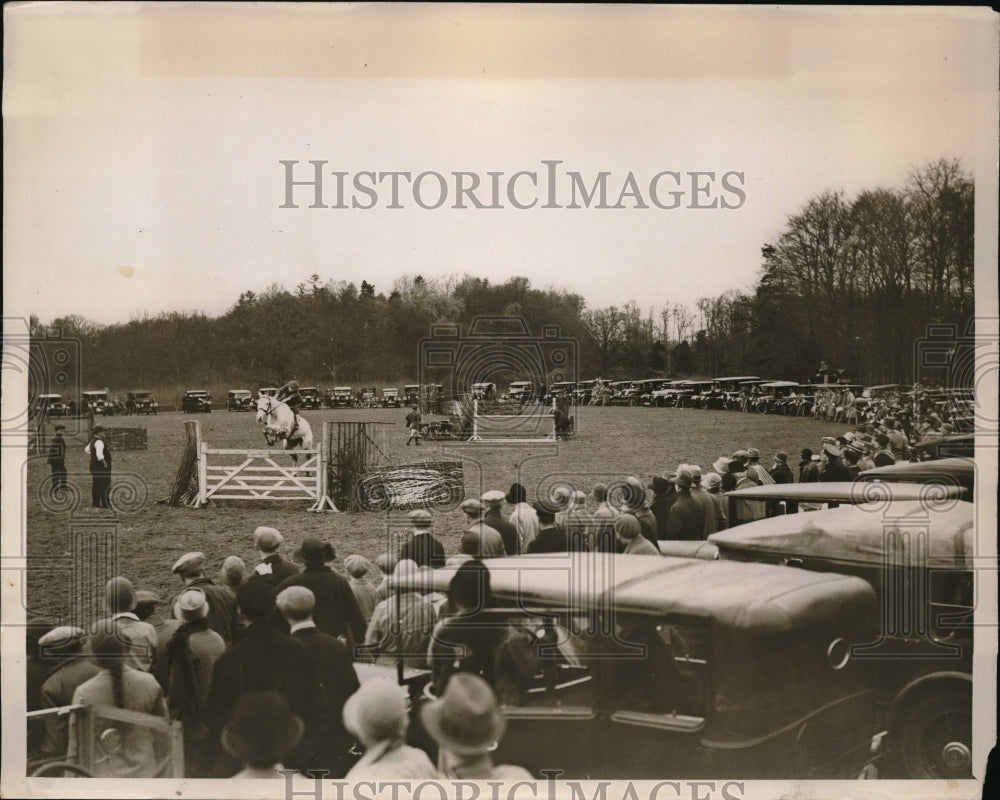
[460,498,483,515]
[222,691,305,766]
[293,538,336,564]
[254,526,283,552]
[506,483,527,504]
[421,673,506,756]
[823,443,843,459]
[54,425,66,432]
[343,678,409,745]
[480,490,506,503]
[408,509,433,525]
[712,457,733,475]
[172,552,205,577]
[92,425,105,434]
[38,626,85,652]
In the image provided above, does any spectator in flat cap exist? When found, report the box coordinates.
[526,501,570,553]
[170,552,239,644]
[590,483,620,553]
[219,555,248,593]
[873,434,896,467]
[687,465,718,538]
[506,482,539,551]
[37,627,100,757]
[90,576,158,673]
[649,475,677,540]
[276,586,360,776]
[70,629,168,777]
[222,692,305,780]
[459,499,506,558]
[398,509,446,570]
[204,580,322,777]
[248,526,299,588]
[843,444,863,478]
[799,448,820,483]
[769,451,793,484]
[344,555,379,622]
[615,514,661,555]
[275,538,366,650]
[363,560,437,669]
[163,588,226,777]
[132,590,182,683]
[343,679,436,779]
[664,468,703,541]
[620,476,659,548]
[819,443,852,482]
[429,560,503,697]
[482,490,520,556]
[702,472,728,530]
[422,673,532,780]
[745,448,775,486]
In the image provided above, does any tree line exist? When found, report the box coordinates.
[32,159,974,398]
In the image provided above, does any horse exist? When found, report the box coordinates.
[255,395,314,461]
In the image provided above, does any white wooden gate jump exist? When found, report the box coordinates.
[191,421,337,511]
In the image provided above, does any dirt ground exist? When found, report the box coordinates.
[23,405,847,623]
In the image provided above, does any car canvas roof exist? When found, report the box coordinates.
[860,457,974,486]
[760,380,800,388]
[724,482,968,503]
[402,554,873,630]
[710,501,973,566]
[37,393,63,398]
[715,376,761,382]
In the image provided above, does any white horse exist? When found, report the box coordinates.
[256,395,314,459]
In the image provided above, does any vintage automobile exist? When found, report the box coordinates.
[507,380,533,402]
[329,386,354,408]
[81,390,111,416]
[299,386,322,410]
[548,381,577,401]
[709,500,975,779]
[724,480,969,523]
[125,390,158,415]
[403,384,421,406]
[181,389,212,413]
[35,393,69,417]
[860,457,975,494]
[381,387,401,408]
[648,380,688,407]
[471,382,497,400]
[910,432,974,461]
[396,553,879,779]
[226,389,254,411]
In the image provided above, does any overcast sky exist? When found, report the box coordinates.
[5,4,997,328]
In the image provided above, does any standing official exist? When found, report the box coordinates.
[84,424,112,508]
[47,425,68,494]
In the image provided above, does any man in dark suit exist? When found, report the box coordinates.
[84,424,112,508]
[170,552,239,644]
[275,538,367,653]
[276,586,360,776]
[248,526,300,588]
[526,503,569,553]
[482,490,520,555]
[204,581,322,777]
[398,509,446,569]
[47,425,68,493]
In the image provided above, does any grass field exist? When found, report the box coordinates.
[23,406,849,624]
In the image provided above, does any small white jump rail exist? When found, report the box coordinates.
[190,420,337,511]
[467,397,558,443]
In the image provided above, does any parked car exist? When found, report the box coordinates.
[329,386,354,408]
[859,457,975,495]
[471,382,497,400]
[125,390,158,415]
[35,393,69,417]
[226,389,254,411]
[81,390,111,416]
[709,500,975,779]
[507,380,533,402]
[910,432,974,461]
[381,387,401,408]
[181,389,212,413]
[397,553,879,779]
[299,386,322,410]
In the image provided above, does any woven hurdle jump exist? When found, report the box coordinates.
[467,397,559,443]
[187,420,337,511]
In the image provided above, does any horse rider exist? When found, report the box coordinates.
[275,381,304,437]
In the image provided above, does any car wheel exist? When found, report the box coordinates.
[893,686,972,779]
